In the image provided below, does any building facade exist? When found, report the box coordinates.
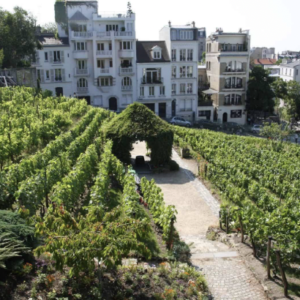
[159,22,199,121]
[205,29,251,125]
[35,0,137,111]
[198,27,206,62]
[250,47,275,60]
[279,60,300,82]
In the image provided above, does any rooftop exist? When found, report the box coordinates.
[253,59,277,66]
[281,60,300,68]
[37,34,69,47]
[136,41,170,63]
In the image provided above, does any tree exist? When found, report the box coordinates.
[127,2,133,16]
[201,51,206,64]
[247,66,275,113]
[285,80,300,121]
[260,122,290,142]
[0,49,4,68]
[276,59,283,65]
[41,22,57,34]
[0,7,42,68]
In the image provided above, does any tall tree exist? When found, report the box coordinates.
[41,22,57,34]
[0,49,4,68]
[0,7,41,68]
[246,66,275,113]
[285,80,300,121]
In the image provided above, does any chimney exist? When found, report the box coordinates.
[192,21,195,28]
[168,21,171,27]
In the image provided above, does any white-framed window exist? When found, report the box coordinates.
[122,94,132,104]
[54,69,62,81]
[45,70,50,80]
[44,52,48,61]
[187,49,193,61]
[97,60,105,68]
[106,24,119,31]
[187,83,193,94]
[180,30,193,40]
[172,84,176,95]
[77,78,88,88]
[180,83,186,94]
[140,87,144,96]
[153,51,161,59]
[171,49,176,61]
[75,42,86,51]
[185,99,192,111]
[160,86,165,96]
[149,86,155,96]
[172,66,176,78]
[180,49,186,61]
[180,66,186,78]
[54,51,61,62]
[78,60,86,69]
[98,77,112,86]
[122,77,132,86]
[97,43,105,51]
[120,41,132,50]
[109,59,113,67]
[78,24,87,32]
[187,66,193,78]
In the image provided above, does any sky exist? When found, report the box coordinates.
[1,0,299,53]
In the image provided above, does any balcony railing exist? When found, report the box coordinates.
[96,32,111,38]
[224,84,243,89]
[52,60,62,64]
[114,31,133,37]
[96,50,112,56]
[75,68,89,76]
[224,101,243,106]
[77,87,89,94]
[219,44,247,52]
[224,68,244,73]
[141,77,164,84]
[122,85,132,91]
[72,31,93,38]
[100,68,109,74]
[119,67,134,75]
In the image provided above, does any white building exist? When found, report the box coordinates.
[279,60,300,83]
[205,29,251,125]
[159,22,199,122]
[35,0,137,111]
[136,41,172,118]
[251,47,276,60]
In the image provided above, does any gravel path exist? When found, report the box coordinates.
[131,142,267,300]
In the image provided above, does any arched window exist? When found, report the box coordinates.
[77,78,88,88]
[122,77,132,86]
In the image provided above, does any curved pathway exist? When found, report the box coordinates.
[131,142,267,300]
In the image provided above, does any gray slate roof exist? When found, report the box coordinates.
[69,11,89,21]
[281,61,300,68]
[37,34,69,47]
[136,41,170,63]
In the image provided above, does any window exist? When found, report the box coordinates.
[54,51,61,62]
[171,49,176,61]
[180,66,186,78]
[187,83,193,94]
[172,66,176,78]
[106,24,119,31]
[97,60,105,68]
[120,41,132,50]
[44,52,48,61]
[180,30,193,40]
[78,60,85,69]
[187,49,193,61]
[46,70,50,80]
[98,77,112,86]
[109,43,112,50]
[122,94,132,104]
[231,94,235,104]
[78,24,87,32]
[171,30,177,40]
[172,84,176,95]
[153,51,161,59]
[236,95,242,104]
[185,99,192,111]
[187,66,193,78]
[200,42,203,51]
[180,49,186,61]
[180,83,186,94]
[122,77,132,86]
[225,94,230,104]
[77,78,88,88]
[160,86,165,95]
[231,110,242,118]
[109,59,113,68]
[140,87,144,96]
[76,42,86,51]
[55,69,62,81]
[149,86,154,96]
[97,43,104,51]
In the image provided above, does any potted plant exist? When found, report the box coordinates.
[121,26,126,32]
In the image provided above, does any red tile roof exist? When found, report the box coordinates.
[253,59,277,65]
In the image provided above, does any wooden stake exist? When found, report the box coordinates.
[267,237,272,279]
[275,250,288,297]
[239,214,244,243]
[226,213,229,234]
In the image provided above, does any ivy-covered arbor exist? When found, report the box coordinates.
[104,103,173,165]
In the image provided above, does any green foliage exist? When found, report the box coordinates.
[276,58,283,65]
[104,103,173,165]
[285,80,300,120]
[260,122,290,142]
[41,22,57,34]
[0,7,41,68]
[0,49,4,68]
[201,51,206,64]
[247,66,275,112]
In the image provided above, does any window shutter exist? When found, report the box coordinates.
[49,51,53,63]
[50,69,54,82]
[61,69,65,82]
[61,51,65,63]
[40,70,45,83]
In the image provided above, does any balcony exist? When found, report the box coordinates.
[74,68,89,77]
[219,44,248,52]
[73,51,88,59]
[71,31,93,39]
[95,68,113,77]
[224,101,243,106]
[114,31,134,38]
[96,31,112,39]
[92,12,135,21]
[119,50,134,58]
[96,50,112,56]
[121,85,132,91]
[52,60,63,65]
[119,67,134,75]
[224,84,243,90]
[223,68,245,75]
[141,77,164,85]
[77,87,89,95]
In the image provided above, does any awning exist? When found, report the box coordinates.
[202,89,218,95]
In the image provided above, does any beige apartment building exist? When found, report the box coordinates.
[204,29,251,124]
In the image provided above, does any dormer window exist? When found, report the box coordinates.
[151,46,162,59]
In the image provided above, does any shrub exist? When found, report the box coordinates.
[169,160,179,171]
